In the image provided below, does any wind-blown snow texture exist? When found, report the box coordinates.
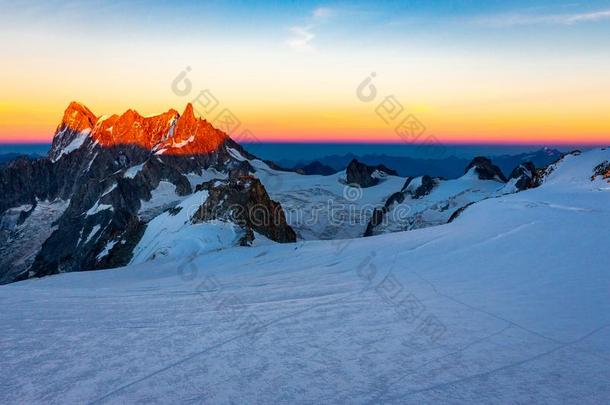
[1,149,609,403]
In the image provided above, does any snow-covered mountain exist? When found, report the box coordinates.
[0,102,296,283]
[1,147,608,403]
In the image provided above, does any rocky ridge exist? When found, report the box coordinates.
[346,159,398,188]
[0,102,293,283]
[465,156,508,182]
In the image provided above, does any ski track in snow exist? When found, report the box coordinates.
[383,323,610,403]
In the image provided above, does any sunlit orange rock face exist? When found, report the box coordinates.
[159,103,229,155]
[58,102,97,133]
[57,102,229,155]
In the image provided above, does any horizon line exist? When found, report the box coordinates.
[1,139,607,147]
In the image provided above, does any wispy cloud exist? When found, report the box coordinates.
[312,6,334,20]
[473,8,610,27]
[286,25,316,51]
[286,6,334,52]
[553,9,610,24]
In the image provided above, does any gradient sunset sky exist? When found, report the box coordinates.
[1,0,609,144]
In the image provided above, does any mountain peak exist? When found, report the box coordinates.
[49,102,98,161]
[465,156,507,182]
[66,100,91,112]
[50,103,231,158]
[121,108,142,119]
[158,103,228,155]
[60,101,97,133]
[182,103,195,121]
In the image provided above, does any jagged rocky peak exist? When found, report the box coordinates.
[49,101,99,162]
[94,107,180,150]
[509,161,536,178]
[162,103,228,155]
[465,156,507,182]
[346,159,398,188]
[508,161,538,191]
[181,102,196,122]
[49,102,233,161]
[60,101,98,132]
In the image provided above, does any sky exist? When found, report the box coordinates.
[1,0,609,145]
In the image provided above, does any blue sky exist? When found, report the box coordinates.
[1,0,610,144]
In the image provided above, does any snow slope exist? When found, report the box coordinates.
[131,190,246,265]
[1,149,609,403]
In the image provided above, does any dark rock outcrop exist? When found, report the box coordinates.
[364,174,437,237]
[592,161,610,182]
[239,227,255,246]
[364,207,385,237]
[401,176,415,192]
[412,175,436,198]
[295,161,337,176]
[193,176,296,243]
[400,175,437,198]
[465,157,507,182]
[346,159,397,188]
[508,161,537,191]
[447,202,476,223]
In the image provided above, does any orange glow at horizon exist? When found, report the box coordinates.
[4,124,608,146]
[2,95,609,146]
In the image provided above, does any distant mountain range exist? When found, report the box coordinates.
[0,148,564,182]
[0,153,44,165]
[281,148,563,178]
[0,143,564,179]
